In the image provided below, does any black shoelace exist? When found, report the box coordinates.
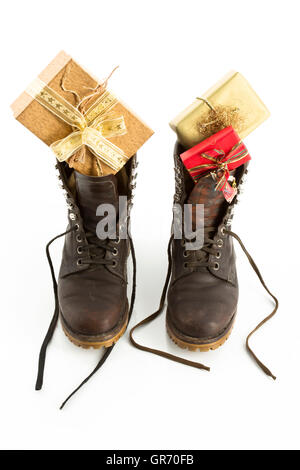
[35,226,136,409]
[79,230,119,267]
[130,230,278,380]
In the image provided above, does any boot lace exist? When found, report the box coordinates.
[182,226,219,270]
[78,229,119,268]
[35,226,136,409]
[130,230,278,380]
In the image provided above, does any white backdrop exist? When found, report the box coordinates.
[1,0,298,450]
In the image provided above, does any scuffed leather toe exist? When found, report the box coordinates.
[58,270,126,337]
[168,271,238,340]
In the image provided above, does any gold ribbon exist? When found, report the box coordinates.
[26,78,128,172]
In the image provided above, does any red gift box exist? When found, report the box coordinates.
[180,126,251,202]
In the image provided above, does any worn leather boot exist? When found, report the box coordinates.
[131,143,278,379]
[58,169,131,349]
[36,157,137,407]
[166,142,241,351]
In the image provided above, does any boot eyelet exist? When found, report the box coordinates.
[221,226,226,236]
[183,250,188,257]
[213,262,220,271]
[77,259,82,266]
[70,213,76,221]
[113,248,118,256]
[112,260,117,268]
[181,239,186,247]
[217,239,223,248]
[184,262,188,269]
[75,224,80,231]
[77,246,83,254]
[115,237,120,244]
[216,251,221,259]
[76,234,83,243]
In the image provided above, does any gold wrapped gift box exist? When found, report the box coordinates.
[170,71,270,149]
[11,51,154,176]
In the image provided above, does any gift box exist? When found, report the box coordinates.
[180,126,251,202]
[170,71,270,149]
[11,51,154,176]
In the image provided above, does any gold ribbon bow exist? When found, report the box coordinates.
[26,78,128,172]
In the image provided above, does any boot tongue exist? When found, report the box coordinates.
[75,171,119,233]
[187,174,227,230]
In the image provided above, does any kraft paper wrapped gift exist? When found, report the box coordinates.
[169,71,270,149]
[11,51,154,176]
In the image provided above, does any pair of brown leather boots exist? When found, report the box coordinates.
[36,143,278,408]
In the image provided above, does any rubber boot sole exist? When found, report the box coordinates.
[60,308,129,350]
[166,311,235,352]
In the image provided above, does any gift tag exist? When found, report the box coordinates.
[223,181,237,203]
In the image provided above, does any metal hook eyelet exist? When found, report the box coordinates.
[77,246,83,255]
[76,234,83,243]
[113,248,118,256]
[217,239,223,248]
[216,251,221,259]
[70,213,76,221]
[75,224,80,231]
[77,259,82,266]
[115,237,121,244]
[213,262,220,271]
[112,260,117,268]
[221,226,226,236]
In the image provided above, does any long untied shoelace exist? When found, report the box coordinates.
[130,229,278,380]
[35,226,136,409]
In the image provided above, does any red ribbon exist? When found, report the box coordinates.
[188,141,250,202]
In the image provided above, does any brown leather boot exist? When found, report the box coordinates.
[166,142,241,351]
[59,169,131,349]
[36,158,137,407]
[131,143,278,379]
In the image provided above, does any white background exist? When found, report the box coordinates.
[1,0,299,451]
